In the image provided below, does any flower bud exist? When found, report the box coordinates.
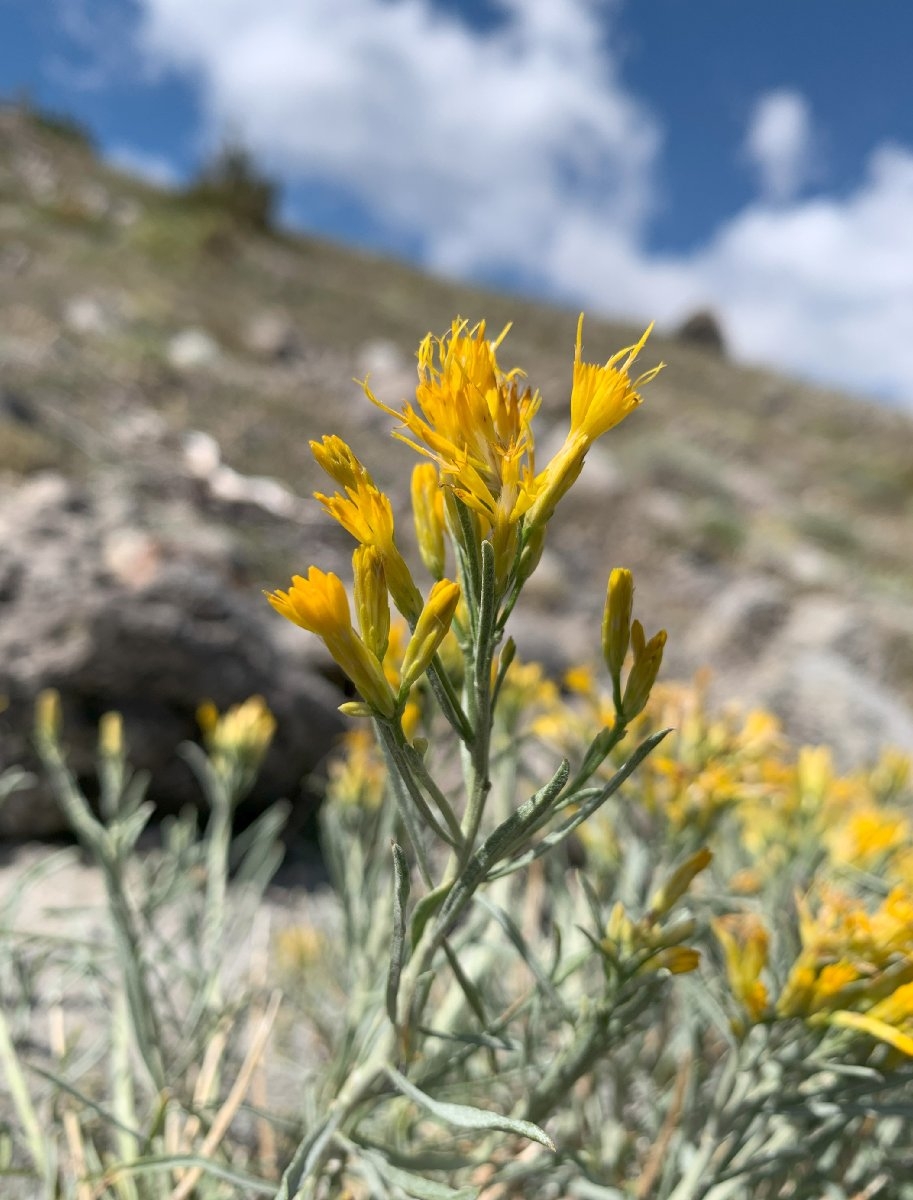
[353,545,390,660]
[621,627,667,720]
[411,463,446,579]
[399,580,461,696]
[649,848,712,920]
[602,568,633,683]
[35,688,62,743]
[98,711,124,759]
[715,914,771,1023]
[649,946,701,975]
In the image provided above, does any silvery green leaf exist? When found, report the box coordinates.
[417,1025,515,1052]
[433,759,570,938]
[476,896,569,1018]
[386,1066,555,1151]
[360,1149,479,1200]
[410,881,451,951]
[387,841,411,1022]
[489,730,670,881]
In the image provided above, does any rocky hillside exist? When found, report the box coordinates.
[2,104,913,834]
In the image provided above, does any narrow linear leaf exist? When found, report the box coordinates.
[24,1060,142,1141]
[411,882,452,951]
[434,760,570,937]
[387,841,412,1023]
[476,897,570,1018]
[95,1154,275,1193]
[360,1149,479,1200]
[417,1026,516,1052]
[386,1065,555,1151]
[578,871,605,934]
[489,731,671,881]
[442,940,491,1033]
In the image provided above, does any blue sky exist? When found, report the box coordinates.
[4,0,913,404]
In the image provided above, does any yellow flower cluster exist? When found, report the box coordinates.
[196,695,276,773]
[600,847,712,980]
[268,316,662,718]
[717,885,913,1057]
[325,727,389,811]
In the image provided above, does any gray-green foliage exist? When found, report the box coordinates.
[0,703,287,1197]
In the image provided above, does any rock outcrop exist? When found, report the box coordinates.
[0,465,345,838]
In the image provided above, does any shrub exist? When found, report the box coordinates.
[4,317,913,1199]
[183,142,278,233]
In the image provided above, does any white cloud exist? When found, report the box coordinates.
[125,0,913,405]
[743,88,816,203]
[696,144,913,399]
[134,0,660,269]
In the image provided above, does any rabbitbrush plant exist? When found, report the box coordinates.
[264,316,680,1196]
[5,317,913,1200]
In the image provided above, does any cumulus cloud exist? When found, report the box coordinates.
[743,88,817,202]
[123,0,913,404]
[134,0,661,275]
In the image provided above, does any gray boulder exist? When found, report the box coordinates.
[0,470,345,839]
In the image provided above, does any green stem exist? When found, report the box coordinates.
[425,654,474,745]
[564,719,628,796]
[523,1011,608,1126]
[375,722,435,887]
[376,721,464,851]
[277,1025,395,1199]
[459,540,498,864]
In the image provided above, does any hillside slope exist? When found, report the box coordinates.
[3,105,913,764]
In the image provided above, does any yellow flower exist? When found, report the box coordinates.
[714,914,770,1023]
[197,695,276,774]
[649,946,701,975]
[649,848,713,920]
[399,579,461,695]
[312,439,423,621]
[526,316,662,531]
[564,663,597,697]
[830,1007,913,1058]
[411,462,446,579]
[310,434,372,492]
[352,545,390,661]
[778,885,913,1027]
[35,688,62,743]
[267,567,396,718]
[828,807,909,870]
[98,711,125,759]
[275,923,325,972]
[602,568,634,685]
[366,318,541,588]
[327,727,388,810]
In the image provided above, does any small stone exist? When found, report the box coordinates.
[167,328,221,370]
[64,295,110,336]
[183,430,222,478]
[102,528,162,589]
[243,311,302,361]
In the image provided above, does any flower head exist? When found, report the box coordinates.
[399,579,461,695]
[526,317,662,532]
[569,316,661,443]
[312,440,423,621]
[714,913,771,1024]
[366,319,541,589]
[197,695,276,771]
[267,567,396,718]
